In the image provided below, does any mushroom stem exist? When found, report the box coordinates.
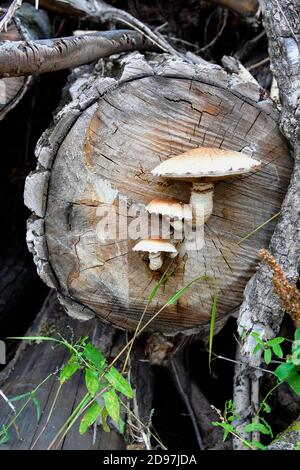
[190,182,214,227]
[149,252,163,270]
[171,219,184,232]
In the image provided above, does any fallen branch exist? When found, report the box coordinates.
[235,0,300,449]
[0,0,23,33]
[36,0,180,57]
[167,352,227,450]
[268,414,300,450]
[0,30,153,77]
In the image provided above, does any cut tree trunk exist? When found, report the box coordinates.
[0,3,50,120]
[24,52,292,336]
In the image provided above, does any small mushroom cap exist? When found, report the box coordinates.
[146,197,192,220]
[132,238,177,253]
[151,147,261,179]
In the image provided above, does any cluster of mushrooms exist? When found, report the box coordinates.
[133,147,261,271]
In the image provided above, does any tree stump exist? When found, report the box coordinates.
[0,4,50,120]
[25,53,292,335]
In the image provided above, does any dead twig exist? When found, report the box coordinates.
[0,30,154,77]
[0,0,23,33]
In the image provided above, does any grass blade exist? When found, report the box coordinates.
[165,274,211,306]
[237,212,280,245]
[209,287,219,373]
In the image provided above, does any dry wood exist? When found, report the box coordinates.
[234,0,300,449]
[0,30,153,77]
[24,52,292,335]
[0,3,50,120]
[36,0,180,57]
[0,0,23,33]
[167,352,227,449]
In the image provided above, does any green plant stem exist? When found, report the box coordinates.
[0,372,54,438]
[31,382,63,449]
[47,392,91,450]
[237,211,280,245]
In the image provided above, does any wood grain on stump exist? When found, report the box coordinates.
[25,54,292,335]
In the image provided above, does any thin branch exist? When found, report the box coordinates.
[0,30,154,77]
[36,0,182,58]
[0,0,23,33]
[169,357,204,450]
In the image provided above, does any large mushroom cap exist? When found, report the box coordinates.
[133,238,177,253]
[151,147,261,179]
[146,197,192,220]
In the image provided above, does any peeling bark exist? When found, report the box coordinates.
[35,0,180,57]
[235,0,300,449]
[0,30,153,77]
[0,3,50,120]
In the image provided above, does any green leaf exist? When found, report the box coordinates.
[105,367,134,399]
[251,332,264,345]
[252,344,263,355]
[295,328,300,342]
[10,392,32,402]
[7,336,62,343]
[292,341,300,366]
[274,362,296,382]
[101,407,110,433]
[263,401,271,414]
[208,287,218,373]
[79,402,102,435]
[0,426,10,445]
[118,417,125,434]
[165,275,211,306]
[83,343,106,371]
[264,348,272,365]
[243,423,271,435]
[60,357,80,384]
[272,344,283,359]
[287,373,300,397]
[267,337,285,346]
[294,442,300,450]
[103,389,120,424]
[31,392,41,422]
[251,440,267,450]
[147,270,172,305]
[85,369,100,396]
[214,422,234,442]
[259,417,273,437]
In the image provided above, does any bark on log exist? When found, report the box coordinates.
[0,3,50,120]
[234,0,300,449]
[0,30,154,77]
[237,0,300,360]
[24,52,292,336]
[268,414,300,450]
[35,0,180,57]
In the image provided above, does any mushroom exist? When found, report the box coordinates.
[132,238,177,270]
[145,197,192,232]
[151,147,261,226]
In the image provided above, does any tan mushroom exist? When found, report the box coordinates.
[146,197,192,232]
[132,238,177,271]
[151,147,261,226]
